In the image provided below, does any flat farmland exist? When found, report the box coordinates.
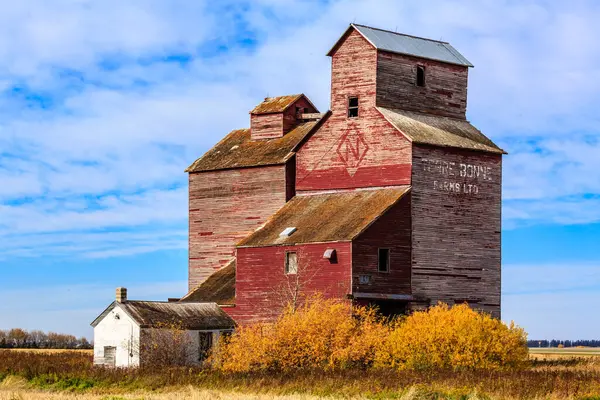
[529,347,600,359]
[2,348,93,354]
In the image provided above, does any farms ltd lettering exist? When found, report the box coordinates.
[422,158,493,195]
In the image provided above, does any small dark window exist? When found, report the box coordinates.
[378,248,390,273]
[347,97,359,118]
[285,252,298,275]
[416,66,426,87]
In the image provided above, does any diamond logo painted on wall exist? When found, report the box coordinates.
[336,128,369,177]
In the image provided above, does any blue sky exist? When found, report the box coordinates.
[1,0,599,340]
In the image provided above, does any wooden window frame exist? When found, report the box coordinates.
[285,251,298,275]
[347,96,359,118]
[377,248,390,273]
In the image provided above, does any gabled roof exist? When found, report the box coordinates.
[238,187,410,248]
[251,94,318,115]
[327,24,473,67]
[378,107,506,155]
[186,114,328,173]
[91,301,235,330]
[180,260,236,305]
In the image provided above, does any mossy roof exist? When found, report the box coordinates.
[91,301,235,330]
[180,260,236,305]
[238,187,410,248]
[250,94,304,114]
[186,118,324,173]
[378,107,506,154]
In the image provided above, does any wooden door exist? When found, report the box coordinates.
[103,346,116,367]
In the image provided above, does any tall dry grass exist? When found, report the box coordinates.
[1,350,600,398]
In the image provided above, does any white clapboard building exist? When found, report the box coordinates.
[91,288,235,367]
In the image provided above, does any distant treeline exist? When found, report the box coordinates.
[0,329,92,349]
[528,340,600,348]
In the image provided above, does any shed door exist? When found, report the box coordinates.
[103,346,116,367]
[198,332,213,362]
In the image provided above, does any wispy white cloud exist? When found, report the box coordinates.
[2,0,600,261]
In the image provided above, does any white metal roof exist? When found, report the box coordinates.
[328,24,473,68]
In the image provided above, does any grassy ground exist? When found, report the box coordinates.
[2,349,600,399]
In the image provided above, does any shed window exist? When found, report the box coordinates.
[285,252,298,275]
[416,66,426,87]
[378,248,390,273]
[347,97,359,118]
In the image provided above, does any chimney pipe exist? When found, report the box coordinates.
[116,287,127,303]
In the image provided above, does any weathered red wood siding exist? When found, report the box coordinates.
[352,193,412,295]
[296,29,412,192]
[229,242,353,325]
[250,113,284,141]
[410,145,502,317]
[188,165,289,290]
[376,51,469,119]
[283,97,317,134]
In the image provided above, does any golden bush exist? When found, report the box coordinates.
[214,298,389,373]
[376,303,529,371]
[214,300,528,373]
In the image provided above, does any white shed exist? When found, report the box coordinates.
[91,288,235,367]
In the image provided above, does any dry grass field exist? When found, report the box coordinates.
[4,348,93,355]
[2,349,600,399]
[0,377,329,400]
[529,347,600,359]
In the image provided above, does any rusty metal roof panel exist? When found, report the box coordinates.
[238,187,410,248]
[118,301,235,330]
[186,117,325,173]
[180,260,236,305]
[251,94,303,114]
[378,107,505,154]
[329,24,473,67]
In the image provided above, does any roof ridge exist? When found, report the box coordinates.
[351,23,450,45]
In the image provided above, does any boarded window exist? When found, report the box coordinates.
[378,248,390,272]
[103,346,116,367]
[198,332,213,362]
[416,66,426,87]
[347,97,359,118]
[285,252,298,275]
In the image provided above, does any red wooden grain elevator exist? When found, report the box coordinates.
[181,24,505,323]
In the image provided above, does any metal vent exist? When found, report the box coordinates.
[279,227,297,238]
[323,248,336,259]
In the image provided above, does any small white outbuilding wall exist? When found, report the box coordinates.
[93,303,140,367]
[91,288,235,368]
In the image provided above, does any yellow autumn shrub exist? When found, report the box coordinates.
[214,300,528,373]
[214,298,389,373]
[376,303,529,371]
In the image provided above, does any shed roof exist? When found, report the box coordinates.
[328,24,473,67]
[238,187,410,248]
[378,107,505,154]
[180,260,236,305]
[186,115,327,173]
[251,94,309,114]
[91,301,235,330]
